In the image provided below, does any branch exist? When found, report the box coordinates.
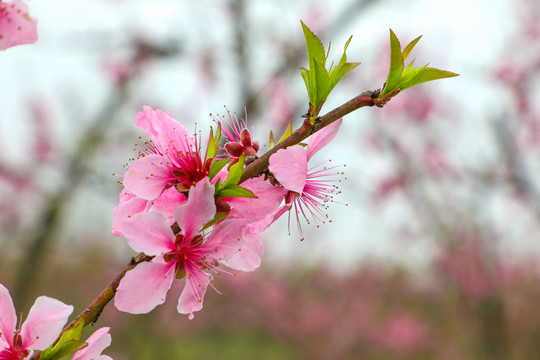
[29,253,153,360]
[240,90,380,183]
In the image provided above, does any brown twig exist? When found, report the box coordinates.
[29,253,153,360]
[240,90,380,183]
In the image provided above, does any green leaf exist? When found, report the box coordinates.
[313,58,330,112]
[201,211,229,231]
[301,20,326,71]
[209,158,229,181]
[398,67,459,90]
[40,318,86,360]
[42,341,88,360]
[380,29,404,97]
[336,35,353,70]
[278,121,293,144]
[301,20,327,110]
[222,154,245,187]
[300,67,311,100]
[402,35,422,60]
[216,184,257,199]
[398,64,427,85]
[329,62,360,92]
[206,123,222,160]
[268,131,276,150]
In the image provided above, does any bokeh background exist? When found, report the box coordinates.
[2,0,540,359]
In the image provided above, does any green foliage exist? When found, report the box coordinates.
[268,131,276,150]
[300,21,360,121]
[278,121,293,144]
[209,158,229,181]
[216,184,257,199]
[206,123,222,160]
[378,29,458,98]
[40,317,87,360]
[221,154,245,188]
[214,154,256,200]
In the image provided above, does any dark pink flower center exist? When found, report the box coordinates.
[0,332,28,360]
[164,234,209,270]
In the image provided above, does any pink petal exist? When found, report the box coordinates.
[119,212,176,255]
[123,154,173,200]
[0,283,16,347]
[306,118,342,160]
[269,145,308,194]
[225,177,287,222]
[21,296,73,351]
[247,202,292,233]
[151,187,187,221]
[177,270,211,319]
[208,219,245,260]
[114,261,176,314]
[111,187,186,237]
[0,337,8,352]
[0,1,37,51]
[213,221,264,272]
[72,327,111,360]
[174,179,216,239]
[111,189,148,236]
[134,106,194,155]
[222,230,264,272]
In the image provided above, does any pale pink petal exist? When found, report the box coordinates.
[0,337,8,352]
[221,228,264,272]
[306,119,342,160]
[0,1,37,51]
[269,145,308,194]
[247,201,292,233]
[123,154,173,200]
[151,187,187,221]
[208,219,245,260]
[210,218,269,271]
[72,327,111,360]
[174,179,216,239]
[177,270,211,319]
[119,212,176,255]
[225,177,287,222]
[21,296,73,351]
[111,187,186,236]
[114,261,176,314]
[134,106,194,155]
[111,189,148,236]
[0,283,16,347]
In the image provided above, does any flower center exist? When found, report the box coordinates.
[0,332,29,360]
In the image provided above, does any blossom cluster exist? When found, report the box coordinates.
[111,106,343,319]
[0,284,111,360]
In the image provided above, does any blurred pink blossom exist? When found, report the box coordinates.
[373,312,428,355]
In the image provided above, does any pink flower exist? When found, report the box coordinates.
[268,119,343,238]
[0,0,37,51]
[114,179,237,319]
[122,106,210,200]
[72,327,112,360]
[0,283,73,360]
